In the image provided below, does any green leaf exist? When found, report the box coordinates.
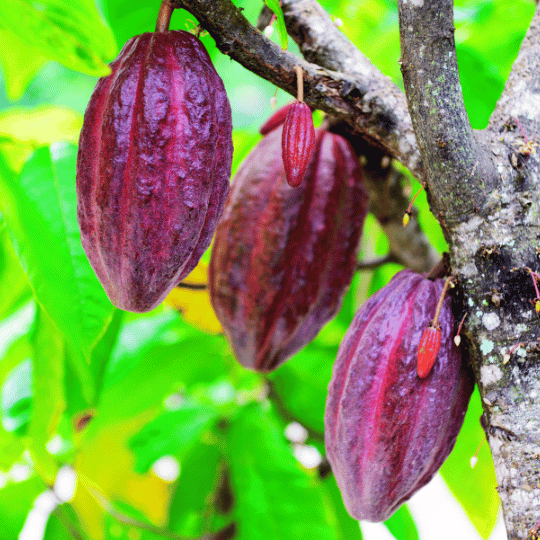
[91,308,123,400]
[0,0,116,76]
[0,225,32,321]
[128,401,220,474]
[43,504,82,540]
[0,335,31,468]
[27,306,65,484]
[269,341,339,436]
[228,402,336,540]
[168,442,223,536]
[320,475,363,540]
[0,144,114,364]
[0,476,43,540]
[91,313,230,427]
[384,505,419,540]
[440,387,500,538]
[0,29,47,101]
[0,105,82,149]
[264,0,288,49]
[0,358,32,436]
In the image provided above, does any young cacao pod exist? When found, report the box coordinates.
[77,31,233,312]
[281,101,316,187]
[259,102,294,136]
[209,126,369,372]
[325,269,474,522]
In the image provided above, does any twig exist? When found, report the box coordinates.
[356,254,398,271]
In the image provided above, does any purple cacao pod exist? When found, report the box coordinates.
[325,269,474,522]
[259,102,294,136]
[77,31,233,312]
[281,101,316,187]
[209,126,369,372]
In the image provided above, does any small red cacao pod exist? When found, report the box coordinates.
[325,269,473,522]
[209,126,369,372]
[281,101,316,187]
[77,31,233,312]
[259,102,295,136]
[417,325,442,378]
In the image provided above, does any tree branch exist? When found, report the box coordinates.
[398,0,497,227]
[327,121,440,273]
[174,0,423,178]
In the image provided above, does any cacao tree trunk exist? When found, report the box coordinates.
[175,0,540,537]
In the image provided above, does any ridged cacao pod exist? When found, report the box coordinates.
[281,102,315,187]
[209,126,369,372]
[259,102,294,136]
[77,31,233,312]
[417,324,442,378]
[325,269,474,522]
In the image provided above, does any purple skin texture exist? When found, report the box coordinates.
[209,127,369,372]
[76,31,233,312]
[325,269,474,522]
[281,101,316,187]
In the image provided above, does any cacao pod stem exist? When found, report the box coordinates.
[417,275,454,378]
[156,0,174,32]
[294,65,304,103]
[403,184,425,227]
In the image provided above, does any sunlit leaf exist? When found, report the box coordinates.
[0,358,32,436]
[128,401,220,474]
[0,0,116,76]
[0,476,43,540]
[27,306,65,484]
[0,144,114,370]
[0,29,47,102]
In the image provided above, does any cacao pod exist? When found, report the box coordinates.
[281,101,316,187]
[325,269,473,522]
[417,324,442,378]
[259,102,294,136]
[77,31,233,312]
[209,126,369,372]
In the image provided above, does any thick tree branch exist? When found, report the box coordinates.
[398,0,497,227]
[177,0,438,272]
[401,4,540,538]
[489,6,540,142]
[487,5,540,195]
[277,0,439,272]
[174,0,423,178]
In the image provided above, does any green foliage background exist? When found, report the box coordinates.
[0,0,534,538]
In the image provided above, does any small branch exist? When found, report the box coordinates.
[174,0,423,179]
[398,0,497,226]
[357,254,398,271]
[177,282,208,290]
